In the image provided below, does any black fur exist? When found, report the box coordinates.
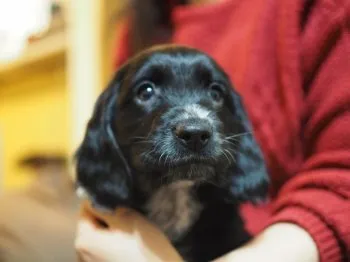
[75,45,269,261]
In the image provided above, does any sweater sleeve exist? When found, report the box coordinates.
[267,1,350,261]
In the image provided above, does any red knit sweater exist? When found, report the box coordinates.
[114,0,350,261]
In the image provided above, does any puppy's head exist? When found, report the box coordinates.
[76,46,269,210]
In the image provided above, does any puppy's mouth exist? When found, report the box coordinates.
[166,155,217,167]
[162,162,217,184]
[132,139,227,171]
[137,149,219,169]
[131,138,227,184]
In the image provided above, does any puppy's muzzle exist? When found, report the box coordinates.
[173,119,212,152]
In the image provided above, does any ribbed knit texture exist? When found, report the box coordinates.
[114,0,350,260]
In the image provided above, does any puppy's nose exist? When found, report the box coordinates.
[174,121,212,151]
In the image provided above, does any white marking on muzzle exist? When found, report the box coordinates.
[183,104,212,121]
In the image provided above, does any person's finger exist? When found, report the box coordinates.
[76,218,139,246]
[76,219,98,239]
[79,200,138,230]
[75,219,118,260]
[76,218,149,262]
[75,220,99,252]
[77,250,96,262]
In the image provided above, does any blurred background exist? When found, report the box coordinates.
[0,0,126,191]
[0,0,127,261]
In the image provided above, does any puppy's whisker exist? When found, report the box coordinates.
[165,154,171,166]
[158,151,166,165]
[132,136,149,140]
[141,143,162,162]
[224,149,236,164]
[220,149,231,165]
[222,139,239,147]
[145,147,157,156]
[133,140,152,145]
[225,132,252,140]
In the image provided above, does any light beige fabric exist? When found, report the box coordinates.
[0,166,79,262]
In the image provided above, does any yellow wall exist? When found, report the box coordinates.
[0,0,125,192]
[0,65,69,190]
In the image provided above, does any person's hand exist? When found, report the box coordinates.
[75,201,319,262]
[213,223,319,262]
[75,200,183,262]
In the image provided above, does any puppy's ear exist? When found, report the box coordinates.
[75,69,132,211]
[228,90,269,203]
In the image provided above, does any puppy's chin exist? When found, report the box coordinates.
[132,146,218,169]
[162,163,216,184]
[130,146,229,186]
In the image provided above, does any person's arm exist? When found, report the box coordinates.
[215,1,350,261]
[214,223,318,262]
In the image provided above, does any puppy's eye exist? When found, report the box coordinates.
[209,83,225,103]
[136,81,156,102]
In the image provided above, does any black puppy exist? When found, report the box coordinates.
[75,45,269,262]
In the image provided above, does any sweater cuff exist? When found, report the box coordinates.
[266,206,341,262]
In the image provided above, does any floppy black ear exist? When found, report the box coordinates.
[75,69,133,211]
[228,90,269,203]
